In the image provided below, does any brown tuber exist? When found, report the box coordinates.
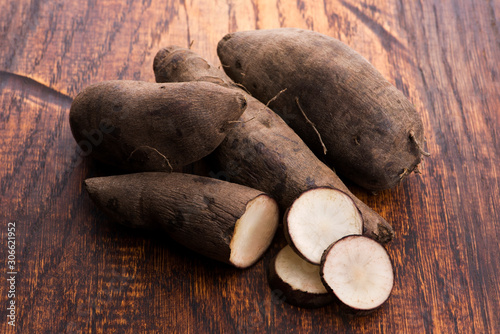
[84,172,279,268]
[69,80,247,172]
[217,28,428,191]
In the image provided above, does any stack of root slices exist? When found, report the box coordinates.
[269,187,394,312]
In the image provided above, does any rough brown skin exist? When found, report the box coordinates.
[267,246,335,308]
[84,172,278,268]
[217,28,427,192]
[153,46,394,243]
[69,80,247,172]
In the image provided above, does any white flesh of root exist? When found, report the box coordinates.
[321,235,394,311]
[229,195,280,268]
[286,188,363,264]
[275,246,328,295]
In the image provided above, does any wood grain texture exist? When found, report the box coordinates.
[0,0,498,333]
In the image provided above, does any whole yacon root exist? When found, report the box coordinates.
[85,172,279,268]
[217,28,428,192]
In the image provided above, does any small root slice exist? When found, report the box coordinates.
[268,245,335,308]
[295,97,327,155]
[321,235,394,312]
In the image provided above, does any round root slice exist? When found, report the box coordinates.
[268,245,335,308]
[284,187,363,264]
[230,195,280,268]
[321,235,394,312]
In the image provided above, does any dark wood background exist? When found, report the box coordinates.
[1,0,498,333]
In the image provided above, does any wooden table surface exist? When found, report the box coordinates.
[1,0,499,333]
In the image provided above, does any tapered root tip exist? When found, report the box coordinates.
[321,235,394,312]
[83,178,98,196]
[376,223,395,244]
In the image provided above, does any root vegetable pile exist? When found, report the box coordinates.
[152,46,394,244]
[268,245,335,308]
[70,28,427,315]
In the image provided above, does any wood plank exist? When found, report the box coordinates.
[0,0,498,333]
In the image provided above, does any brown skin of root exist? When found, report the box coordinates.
[69,80,246,172]
[84,172,271,267]
[217,28,427,192]
[282,187,364,264]
[153,46,394,243]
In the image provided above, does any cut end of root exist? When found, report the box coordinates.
[321,235,394,311]
[285,187,363,264]
[230,195,279,268]
[276,246,328,295]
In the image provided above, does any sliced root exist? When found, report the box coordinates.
[320,235,394,312]
[85,173,279,268]
[284,187,363,265]
[268,245,335,308]
[229,195,280,268]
